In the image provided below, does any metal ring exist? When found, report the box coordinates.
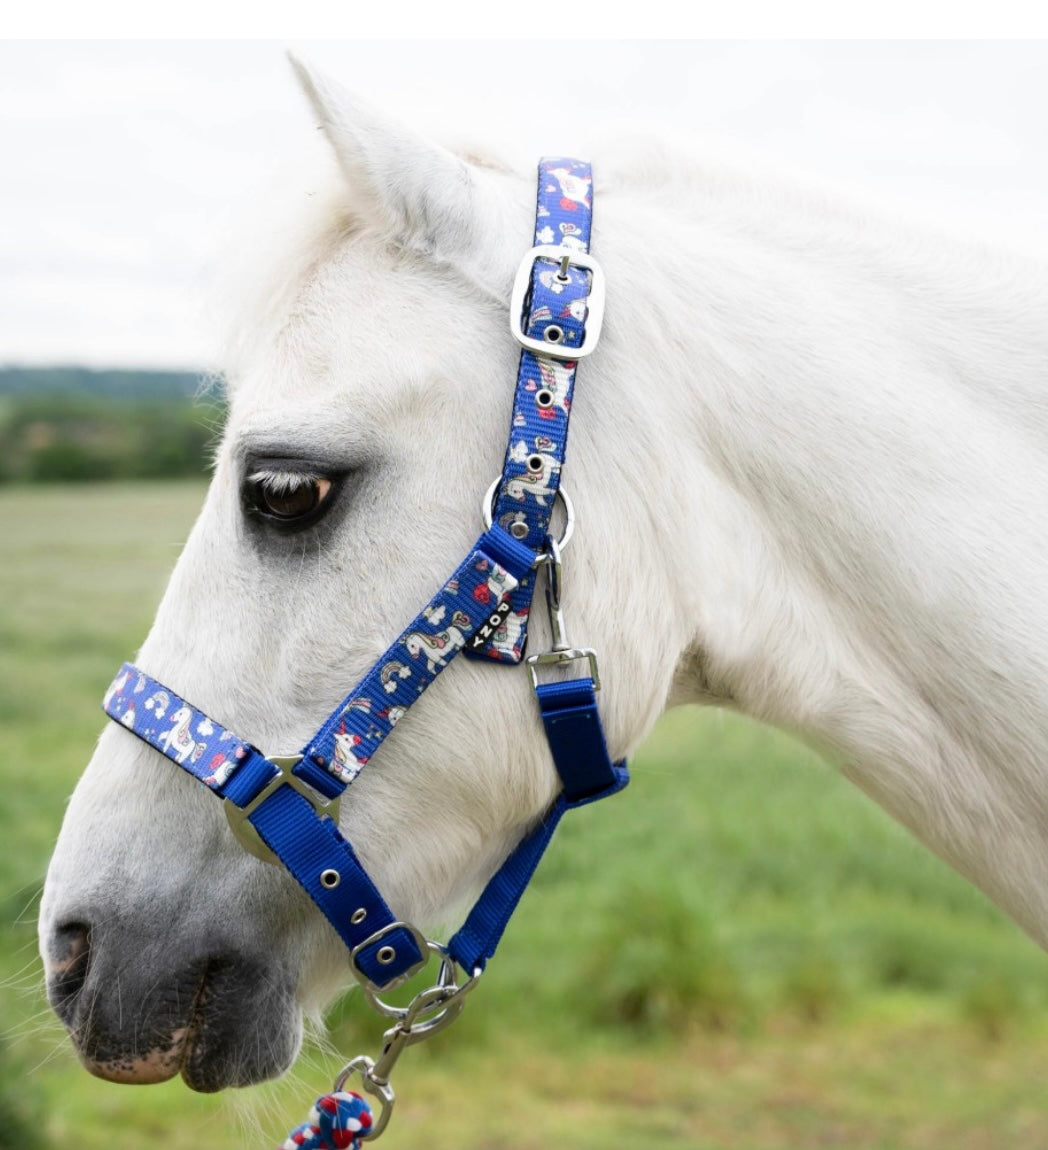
[362,940,456,1021]
[481,477,574,559]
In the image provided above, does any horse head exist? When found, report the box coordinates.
[38,60,690,1091]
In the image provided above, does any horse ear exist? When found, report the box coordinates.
[289,54,480,256]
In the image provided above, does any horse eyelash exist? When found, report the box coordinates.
[246,468,323,493]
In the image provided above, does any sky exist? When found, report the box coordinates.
[3,39,1048,370]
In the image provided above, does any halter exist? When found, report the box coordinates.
[101,158,626,1141]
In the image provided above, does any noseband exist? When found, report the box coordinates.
[101,159,626,1141]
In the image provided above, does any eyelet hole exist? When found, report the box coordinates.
[351,908,367,925]
[526,454,544,474]
[543,325,564,344]
[536,389,555,408]
[320,869,341,889]
[376,946,396,966]
[510,521,529,539]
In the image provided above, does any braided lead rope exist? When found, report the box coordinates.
[281,1092,373,1149]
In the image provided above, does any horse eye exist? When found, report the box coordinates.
[245,473,334,526]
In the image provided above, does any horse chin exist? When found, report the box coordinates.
[178,959,304,1092]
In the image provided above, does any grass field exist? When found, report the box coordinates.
[5,482,1048,1149]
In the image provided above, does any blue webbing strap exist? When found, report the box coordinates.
[448,673,627,970]
[465,157,596,664]
[535,678,620,802]
[448,746,627,973]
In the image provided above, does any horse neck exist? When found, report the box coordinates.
[594,173,1048,944]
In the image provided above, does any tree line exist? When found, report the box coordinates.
[0,368,223,483]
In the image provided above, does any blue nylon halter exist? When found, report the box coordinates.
[101,158,627,993]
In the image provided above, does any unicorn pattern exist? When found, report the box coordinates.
[532,360,571,418]
[404,610,472,673]
[504,441,559,505]
[488,607,528,661]
[548,166,591,210]
[331,728,368,785]
[558,220,587,250]
[103,670,129,711]
[157,705,205,765]
[204,752,239,788]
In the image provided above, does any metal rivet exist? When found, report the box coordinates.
[510,521,529,540]
[526,454,544,473]
[320,869,340,889]
[536,389,554,408]
[543,325,564,344]
[351,908,367,925]
[376,946,396,966]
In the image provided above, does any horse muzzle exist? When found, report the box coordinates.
[43,917,301,1091]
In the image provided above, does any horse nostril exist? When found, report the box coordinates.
[47,922,91,1007]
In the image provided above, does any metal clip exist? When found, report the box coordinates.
[335,1055,396,1141]
[334,943,482,1140]
[526,537,601,690]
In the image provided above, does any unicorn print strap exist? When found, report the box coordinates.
[467,158,597,664]
[103,664,261,791]
[104,527,531,800]
[303,532,527,777]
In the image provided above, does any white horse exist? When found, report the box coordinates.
[39,58,1048,1097]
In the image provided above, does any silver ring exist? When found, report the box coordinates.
[481,476,574,558]
[362,940,456,1020]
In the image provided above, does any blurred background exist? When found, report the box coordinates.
[4,38,1048,1150]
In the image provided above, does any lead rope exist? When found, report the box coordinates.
[282,1092,373,1149]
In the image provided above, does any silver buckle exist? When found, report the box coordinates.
[350,920,431,992]
[223,755,340,866]
[509,245,605,360]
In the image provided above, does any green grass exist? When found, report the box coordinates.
[4,482,1048,1149]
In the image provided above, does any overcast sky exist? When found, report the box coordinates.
[3,39,1048,369]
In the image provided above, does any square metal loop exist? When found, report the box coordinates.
[224,754,340,866]
[526,647,601,692]
[509,245,605,361]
